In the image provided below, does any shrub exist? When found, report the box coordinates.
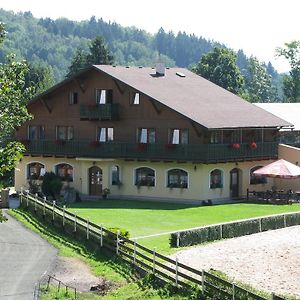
[107,227,130,239]
[41,172,63,200]
[222,219,260,239]
[0,210,7,222]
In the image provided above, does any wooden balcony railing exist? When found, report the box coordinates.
[79,103,119,120]
[22,140,278,163]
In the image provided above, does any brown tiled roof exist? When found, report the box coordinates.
[93,65,291,129]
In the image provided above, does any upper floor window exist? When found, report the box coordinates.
[97,127,114,142]
[28,125,45,140]
[250,166,267,185]
[96,89,113,104]
[56,126,73,141]
[69,92,78,105]
[210,169,223,189]
[169,129,188,144]
[27,162,45,180]
[137,128,156,144]
[131,92,140,105]
[135,167,155,187]
[111,165,120,185]
[167,169,188,188]
[55,163,73,182]
[210,131,222,144]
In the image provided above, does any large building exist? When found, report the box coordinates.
[14,65,291,203]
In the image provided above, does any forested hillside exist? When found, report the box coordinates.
[0,8,281,98]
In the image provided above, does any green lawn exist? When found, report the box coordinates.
[68,200,300,253]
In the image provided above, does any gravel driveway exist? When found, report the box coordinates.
[170,226,300,298]
[0,211,57,300]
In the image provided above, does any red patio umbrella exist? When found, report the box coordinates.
[253,159,300,179]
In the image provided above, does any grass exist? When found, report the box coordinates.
[8,209,202,300]
[67,199,300,253]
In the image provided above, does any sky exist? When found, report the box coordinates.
[1,0,299,72]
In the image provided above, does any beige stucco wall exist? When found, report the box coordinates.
[277,144,300,191]
[15,156,275,203]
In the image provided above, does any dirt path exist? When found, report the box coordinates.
[170,226,300,298]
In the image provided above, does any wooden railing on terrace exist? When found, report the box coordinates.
[22,140,278,162]
[79,103,119,120]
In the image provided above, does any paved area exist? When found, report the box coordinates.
[0,210,57,300]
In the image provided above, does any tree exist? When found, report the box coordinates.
[0,23,32,175]
[243,56,277,102]
[25,62,55,96]
[66,35,113,78]
[276,41,300,102]
[192,47,244,94]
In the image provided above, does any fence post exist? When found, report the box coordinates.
[283,214,287,227]
[116,230,120,255]
[153,247,157,274]
[20,187,23,204]
[62,205,65,228]
[220,224,223,239]
[26,191,29,208]
[259,218,262,232]
[52,200,55,223]
[43,196,46,218]
[232,282,235,300]
[175,257,178,287]
[74,213,77,233]
[176,232,180,247]
[34,193,38,212]
[86,218,90,240]
[100,224,103,247]
[202,269,205,296]
[133,239,137,265]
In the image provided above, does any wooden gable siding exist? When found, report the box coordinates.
[16,69,205,144]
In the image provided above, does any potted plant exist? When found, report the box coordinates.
[102,188,110,199]
[249,142,257,149]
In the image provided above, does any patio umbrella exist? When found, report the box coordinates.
[253,159,300,179]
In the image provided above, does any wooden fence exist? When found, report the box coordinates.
[20,190,285,300]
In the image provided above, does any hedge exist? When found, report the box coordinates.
[170,212,300,248]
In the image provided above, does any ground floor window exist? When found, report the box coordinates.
[210,169,223,189]
[111,165,121,185]
[27,162,45,180]
[167,169,188,188]
[250,166,267,185]
[55,163,73,181]
[135,167,155,187]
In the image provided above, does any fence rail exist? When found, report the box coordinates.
[20,190,285,300]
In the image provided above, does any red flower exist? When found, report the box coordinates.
[90,141,100,147]
[249,142,257,149]
[137,143,147,151]
[232,143,240,149]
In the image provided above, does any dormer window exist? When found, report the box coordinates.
[96,89,113,104]
[69,92,78,104]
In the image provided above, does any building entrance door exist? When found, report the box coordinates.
[89,166,102,196]
[230,168,240,198]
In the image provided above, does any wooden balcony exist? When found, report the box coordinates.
[22,140,278,163]
[80,104,119,120]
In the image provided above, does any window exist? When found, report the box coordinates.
[167,169,188,188]
[135,167,155,187]
[97,127,114,142]
[131,92,140,105]
[28,125,45,140]
[56,126,73,140]
[169,129,188,144]
[250,166,267,185]
[96,89,113,104]
[55,163,73,181]
[210,131,222,144]
[111,165,120,185]
[210,169,223,189]
[69,92,78,104]
[27,162,45,180]
[137,128,156,144]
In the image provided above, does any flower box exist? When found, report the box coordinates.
[249,142,257,149]
[137,143,147,151]
[165,143,176,150]
[231,143,240,149]
[90,140,101,147]
[55,139,66,145]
